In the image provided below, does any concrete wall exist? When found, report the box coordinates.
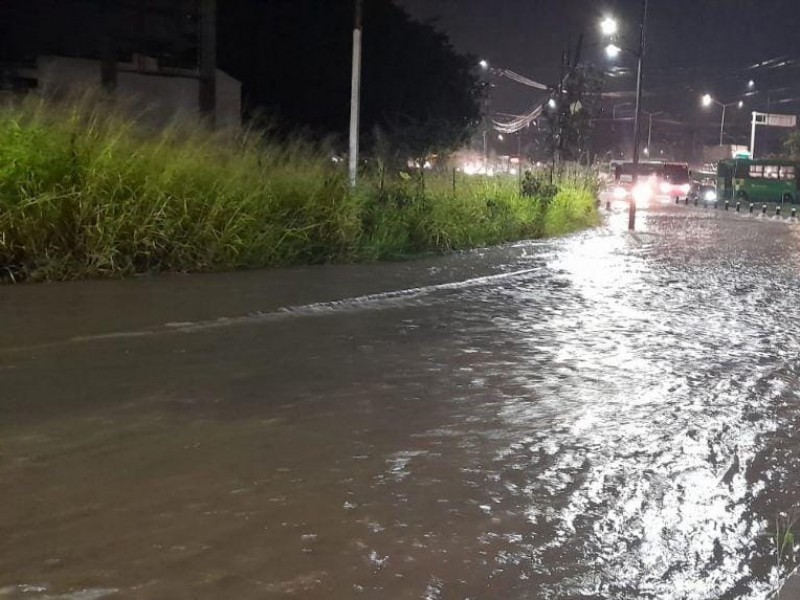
[216,69,241,130]
[31,56,241,128]
[118,71,200,126]
[37,56,100,94]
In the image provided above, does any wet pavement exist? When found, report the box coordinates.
[3,198,800,599]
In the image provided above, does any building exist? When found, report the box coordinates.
[1,0,238,127]
[18,54,241,128]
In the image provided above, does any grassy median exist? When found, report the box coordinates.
[0,97,600,282]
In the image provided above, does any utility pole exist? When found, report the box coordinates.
[630,0,648,231]
[100,3,118,92]
[646,111,663,153]
[517,130,523,191]
[199,0,217,126]
[348,0,364,188]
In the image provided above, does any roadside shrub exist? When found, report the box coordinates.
[0,96,600,282]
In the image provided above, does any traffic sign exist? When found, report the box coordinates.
[752,112,797,128]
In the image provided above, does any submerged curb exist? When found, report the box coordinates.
[775,564,800,599]
[677,197,800,221]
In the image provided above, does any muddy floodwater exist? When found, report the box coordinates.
[3,201,800,599]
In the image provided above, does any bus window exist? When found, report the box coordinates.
[780,166,796,180]
[663,164,689,184]
[749,165,764,178]
[765,165,780,179]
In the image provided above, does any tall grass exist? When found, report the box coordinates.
[0,96,600,282]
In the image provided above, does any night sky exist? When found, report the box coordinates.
[399,0,800,153]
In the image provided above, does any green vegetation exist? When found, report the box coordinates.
[0,98,600,282]
[770,510,800,596]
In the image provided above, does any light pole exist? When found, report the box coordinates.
[702,94,744,146]
[645,111,663,155]
[479,59,491,173]
[348,0,364,188]
[602,0,649,231]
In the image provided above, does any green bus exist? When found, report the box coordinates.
[717,158,800,203]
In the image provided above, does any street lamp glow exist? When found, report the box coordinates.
[548,98,557,109]
[605,44,621,59]
[702,94,713,107]
[738,100,744,109]
[748,79,755,89]
[600,16,618,36]
[497,134,504,141]
[643,147,650,155]
[479,59,489,70]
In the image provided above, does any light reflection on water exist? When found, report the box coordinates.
[2,207,800,598]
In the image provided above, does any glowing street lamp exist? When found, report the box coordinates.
[747,79,755,89]
[601,3,649,232]
[479,59,489,70]
[548,98,557,109]
[600,16,618,36]
[701,94,744,146]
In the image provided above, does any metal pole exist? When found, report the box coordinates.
[647,112,653,151]
[100,3,118,92]
[483,129,488,172]
[750,111,757,158]
[348,0,363,188]
[517,132,523,191]
[630,0,648,231]
[719,103,726,146]
[199,0,217,126]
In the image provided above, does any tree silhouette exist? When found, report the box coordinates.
[219,0,482,158]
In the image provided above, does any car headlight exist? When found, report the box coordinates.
[633,183,653,204]
[659,182,672,194]
[704,189,717,201]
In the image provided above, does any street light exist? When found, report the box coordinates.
[548,98,557,109]
[605,44,621,59]
[479,59,489,70]
[602,1,648,231]
[600,16,618,36]
[748,79,755,89]
[701,94,744,146]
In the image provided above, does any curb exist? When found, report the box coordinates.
[775,564,800,599]
[676,197,800,220]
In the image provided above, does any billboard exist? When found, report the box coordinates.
[753,112,797,128]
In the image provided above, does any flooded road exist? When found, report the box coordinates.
[3,201,800,599]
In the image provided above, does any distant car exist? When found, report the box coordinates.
[690,181,717,203]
